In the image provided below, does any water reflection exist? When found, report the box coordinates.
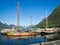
[0,34,47,45]
[0,33,60,45]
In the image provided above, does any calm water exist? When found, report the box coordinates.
[0,34,47,45]
[0,34,60,45]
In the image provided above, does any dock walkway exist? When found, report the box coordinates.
[30,40,60,45]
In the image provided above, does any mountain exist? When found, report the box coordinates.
[0,21,27,30]
[36,5,60,28]
[0,22,15,29]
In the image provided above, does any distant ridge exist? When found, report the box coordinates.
[0,22,27,30]
[0,22,15,29]
[36,5,60,28]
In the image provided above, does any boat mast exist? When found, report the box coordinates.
[45,10,48,30]
[30,16,32,32]
[16,1,20,31]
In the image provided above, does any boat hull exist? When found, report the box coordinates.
[7,32,37,36]
[0,33,7,35]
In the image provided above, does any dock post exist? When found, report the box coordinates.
[40,43,41,45]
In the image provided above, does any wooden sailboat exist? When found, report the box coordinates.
[7,16,36,36]
[40,10,48,35]
[40,10,55,35]
[7,1,37,36]
[40,10,50,35]
[7,1,29,36]
[45,10,55,34]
